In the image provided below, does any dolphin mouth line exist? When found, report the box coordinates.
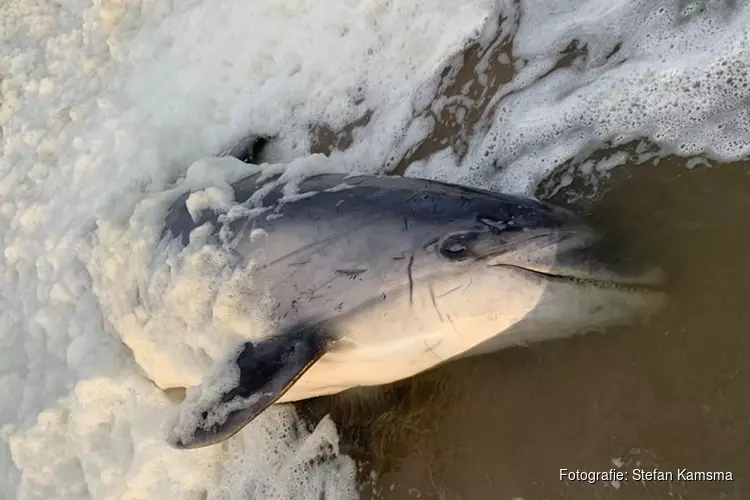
[496,264,665,293]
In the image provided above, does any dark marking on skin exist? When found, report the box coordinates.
[306,276,338,300]
[445,313,460,336]
[605,42,623,61]
[438,284,463,298]
[335,268,368,279]
[289,260,311,266]
[423,339,443,360]
[423,236,440,251]
[589,304,604,315]
[428,283,444,322]
[407,253,415,306]
[403,217,409,231]
[262,222,377,268]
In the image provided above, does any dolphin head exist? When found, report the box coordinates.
[393,185,666,352]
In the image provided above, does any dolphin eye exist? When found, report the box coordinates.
[438,232,476,261]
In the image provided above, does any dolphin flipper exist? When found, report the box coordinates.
[166,327,332,449]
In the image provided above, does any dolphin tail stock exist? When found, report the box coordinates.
[166,325,334,449]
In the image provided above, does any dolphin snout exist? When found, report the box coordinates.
[555,236,666,288]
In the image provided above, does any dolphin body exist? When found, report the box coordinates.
[162,170,665,449]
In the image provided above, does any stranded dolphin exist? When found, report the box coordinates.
[162,171,666,449]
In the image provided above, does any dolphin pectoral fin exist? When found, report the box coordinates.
[165,327,332,449]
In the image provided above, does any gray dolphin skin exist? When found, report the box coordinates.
[162,171,666,449]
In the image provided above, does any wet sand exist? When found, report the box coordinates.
[296,11,750,500]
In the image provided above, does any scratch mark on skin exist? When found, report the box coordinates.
[335,268,368,279]
[407,253,415,306]
[428,283,444,322]
[437,284,463,298]
[263,221,377,268]
[307,276,338,299]
[445,313,460,337]
[423,339,444,361]
[289,260,311,266]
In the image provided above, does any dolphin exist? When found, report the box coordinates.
[162,171,666,449]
